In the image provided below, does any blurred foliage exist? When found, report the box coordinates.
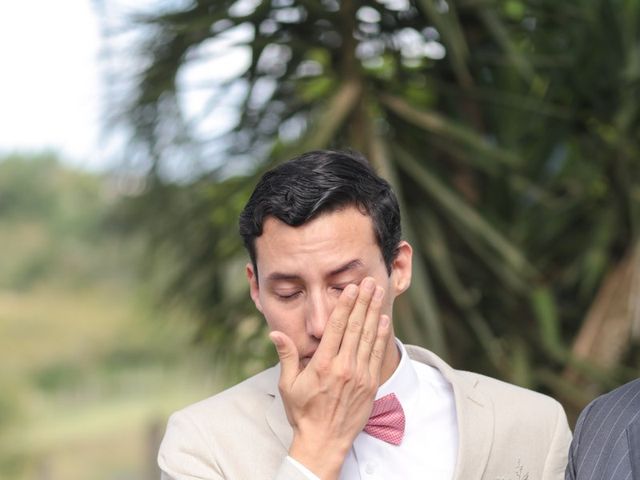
[108,0,640,417]
[0,154,214,478]
[0,153,116,290]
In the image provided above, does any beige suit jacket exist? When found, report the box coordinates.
[158,345,571,480]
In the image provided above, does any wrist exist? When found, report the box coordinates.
[289,434,350,480]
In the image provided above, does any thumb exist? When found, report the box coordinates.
[269,331,300,388]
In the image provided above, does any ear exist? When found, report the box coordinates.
[390,241,412,296]
[246,263,264,313]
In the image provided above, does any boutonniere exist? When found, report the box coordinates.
[496,459,529,480]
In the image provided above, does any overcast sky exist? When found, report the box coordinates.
[0,1,252,175]
[0,1,105,170]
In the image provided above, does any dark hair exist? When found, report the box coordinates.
[239,150,402,275]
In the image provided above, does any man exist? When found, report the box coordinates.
[158,150,571,480]
[566,378,640,480]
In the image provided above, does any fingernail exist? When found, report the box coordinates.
[374,286,384,300]
[362,277,375,292]
[380,315,390,328]
[269,332,283,347]
[345,284,358,298]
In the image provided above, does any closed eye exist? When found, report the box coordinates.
[276,291,302,301]
[331,284,348,294]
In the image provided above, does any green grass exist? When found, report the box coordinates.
[0,154,222,479]
[0,283,219,479]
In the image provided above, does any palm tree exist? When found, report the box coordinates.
[106,0,640,417]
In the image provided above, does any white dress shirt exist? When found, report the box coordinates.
[287,339,458,479]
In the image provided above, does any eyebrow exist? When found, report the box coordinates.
[265,259,364,282]
[328,259,364,277]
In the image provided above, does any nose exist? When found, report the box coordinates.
[305,292,332,339]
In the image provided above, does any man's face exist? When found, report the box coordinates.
[246,205,412,368]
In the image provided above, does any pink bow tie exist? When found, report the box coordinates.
[363,393,405,445]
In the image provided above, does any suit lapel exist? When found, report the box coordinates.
[264,365,294,450]
[406,346,494,480]
[626,417,640,479]
[450,377,494,480]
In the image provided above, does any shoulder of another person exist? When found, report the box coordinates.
[578,377,640,426]
[592,377,640,408]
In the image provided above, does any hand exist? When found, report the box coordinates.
[269,277,391,479]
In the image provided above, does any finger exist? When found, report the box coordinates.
[368,315,391,382]
[356,285,384,365]
[337,277,376,360]
[314,283,358,358]
[269,331,300,390]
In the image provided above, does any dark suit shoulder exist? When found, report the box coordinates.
[567,379,640,479]
[576,378,640,439]
[585,378,640,417]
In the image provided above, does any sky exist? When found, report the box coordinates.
[0,1,252,175]
[0,2,105,170]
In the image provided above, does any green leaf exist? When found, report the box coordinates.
[394,148,535,280]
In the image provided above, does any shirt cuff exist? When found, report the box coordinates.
[286,456,321,480]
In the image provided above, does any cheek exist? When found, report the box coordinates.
[380,281,396,316]
[382,295,394,316]
[261,305,282,331]
[260,300,300,334]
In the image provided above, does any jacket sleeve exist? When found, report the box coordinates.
[158,410,223,480]
[158,410,312,480]
[542,399,573,480]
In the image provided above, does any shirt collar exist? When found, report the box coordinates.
[375,338,418,406]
